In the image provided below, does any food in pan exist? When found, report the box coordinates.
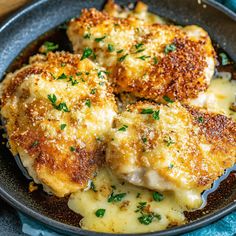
[67,1,215,102]
[0,52,117,197]
[0,0,235,234]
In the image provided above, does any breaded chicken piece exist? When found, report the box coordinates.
[67,4,215,102]
[0,52,117,197]
[106,102,236,209]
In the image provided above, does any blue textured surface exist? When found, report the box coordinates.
[15,0,236,235]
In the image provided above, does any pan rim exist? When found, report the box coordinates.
[0,0,236,235]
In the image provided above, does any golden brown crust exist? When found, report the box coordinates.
[0,52,117,197]
[67,8,216,102]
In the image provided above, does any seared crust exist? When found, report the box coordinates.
[106,101,236,208]
[67,7,215,102]
[0,52,117,197]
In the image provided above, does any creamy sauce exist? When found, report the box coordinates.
[190,73,236,121]
[68,168,185,233]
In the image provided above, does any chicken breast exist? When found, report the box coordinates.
[0,52,117,197]
[106,101,236,209]
[67,2,215,102]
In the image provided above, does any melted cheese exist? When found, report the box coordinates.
[190,73,236,120]
[68,168,185,233]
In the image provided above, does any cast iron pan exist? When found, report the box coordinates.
[0,0,236,235]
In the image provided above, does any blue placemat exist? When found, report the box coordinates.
[18,0,236,235]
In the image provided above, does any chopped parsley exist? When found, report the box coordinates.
[83,33,91,39]
[95,35,106,42]
[57,73,67,80]
[70,146,76,152]
[60,124,66,130]
[118,54,128,62]
[135,202,161,225]
[135,43,144,49]
[31,140,39,148]
[153,192,164,202]
[76,72,82,76]
[47,94,70,112]
[98,70,109,79]
[141,108,160,120]
[219,52,229,66]
[99,81,105,86]
[135,49,145,54]
[95,209,106,218]
[163,95,174,103]
[61,63,66,67]
[153,56,158,65]
[142,137,147,143]
[108,191,126,203]
[164,136,175,147]
[69,76,79,86]
[164,44,176,54]
[90,88,97,94]
[136,193,141,198]
[43,41,59,53]
[80,48,93,60]
[117,49,124,54]
[141,108,153,114]
[90,181,97,192]
[168,163,174,169]
[85,99,91,108]
[152,110,160,120]
[137,55,151,61]
[198,116,204,123]
[108,44,115,52]
[118,125,128,131]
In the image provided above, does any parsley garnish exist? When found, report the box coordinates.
[43,41,59,53]
[69,76,79,86]
[135,43,144,49]
[95,209,106,218]
[153,192,164,202]
[47,94,70,112]
[85,99,91,108]
[95,35,106,42]
[153,56,158,65]
[90,181,97,192]
[61,63,66,67]
[83,33,91,39]
[141,108,160,120]
[90,88,97,94]
[70,146,76,152]
[141,108,153,114]
[108,192,126,202]
[198,117,204,123]
[164,136,175,147]
[152,110,160,120]
[136,193,141,198]
[163,95,174,103]
[135,202,161,225]
[57,73,67,80]
[135,49,145,54]
[76,72,82,76]
[98,70,109,79]
[108,44,115,52]
[219,53,229,66]
[137,55,150,61]
[81,48,93,60]
[118,125,128,131]
[164,44,176,54]
[31,140,39,148]
[142,137,147,143]
[117,49,124,54]
[118,54,128,62]
[60,124,66,130]
[168,163,174,169]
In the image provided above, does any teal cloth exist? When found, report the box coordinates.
[18,1,236,236]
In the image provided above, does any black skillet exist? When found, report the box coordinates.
[0,0,236,235]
